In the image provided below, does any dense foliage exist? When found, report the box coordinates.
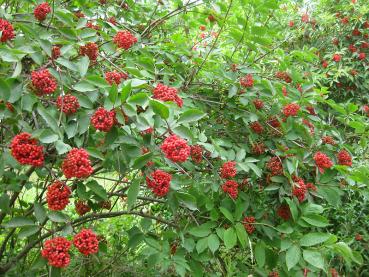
[0,0,368,276]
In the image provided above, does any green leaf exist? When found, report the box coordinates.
[77,56,90,77]
[150,100,169,119]
[223,227,237,249]
[34,203,47,223]
[189,225,211,237]
[235,222,248,248]
[196,237,208,254]
[3,217,34,228]
[55,140,72,155]
[73,81,96,92]
[86,180,108,200]
[48,211,69,223]
[178,109,206,124]
[132,152,153,169]
[300,233,331,247]
[286,244,301,271]
[255,241,265,267]
[208,234,220,253]
[86,75,109,88]
[127,93,149,106]
[37,105,61,136]
[127,179,140,210]
[303,250,325,270]
[18,225,40,239]
[247,162,262,177]
[86,147,104,160]
[121,81,131,102]
[302,214,329,227]
[39,130,59,144]
[219,207,234,223]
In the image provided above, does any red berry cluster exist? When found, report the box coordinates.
[105,71,128,85]
[140,127,154,136]
[56,95,80,114]
[250,121,264,134]
[275,71,292,83]
[46,181,71,211]
[239,74,254,88]
[292,180,307,202]
[79,42,99,61]
[91,107,117,132]
[190,145,203,164]
[31,69,58,95]
[322,136,336,145]
[62,148,93,179]
[75,11,85,18]
[267,116,281,128]
[220,161,237,179]
[243,216,256,234]
[34,2,51,22]
[10,132,44,167]
[108,17,117,25]
[355,234,363,241]
[283,103,300,117]
[252,143,265,155]
[73,229,99,256]
[314,151,333,173]
[146,169,172,197]
[267,157,283,176]
[302,119,314,134]
[86,21,100,30]
[277,204,291,220]
[222,180,239,199]
[253,99,264,110]
[0,19,15,42]
[332,53,341,62]
[75,200,91,216]
[160,134,190,163]
[337,149,352,166]
[153,83,183,108]
[306,106,316,115]
[41,237,72,268]
[113,30,137,50]
[330,268,338,277]
[51,46,61,60]
[268,271,280,277]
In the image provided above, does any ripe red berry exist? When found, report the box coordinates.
[34,2,51,22]
[220,161,237,179]
[31,69,57,95]
[10,132,44,167]
[267,157,283,176]
[73,229,99,256]
[337,150,352,166]
[322,60,328,68]
[75,11,85,18]
[153,83,183,107]
[146,169,172,197]
[56,95,80,114]
[341,17,349,24]
[46,181,71,211]
[79,42,99,61]
[252,143,265,155]
[277,204,291,220]
[86,21,100,30]
[348,44,357,53]
[269,271,280,277]
[75,200,91,216]
[190,145,203,164]
[322,136,336,145]
[250,121,264,134]
[283,103,300,117]
[0,19,15,42]
[105,71,128,85]
[292,181,307,202]
[222,180,239,199]
[208,14,216,22]
[358,52,366,60]
[199,25,206,31]
[289,21,294,27]
[91,107,117,132]
[275,71,292,83]
[62,148,93,179]
[108,17,117,25]
[161,134,190,163]
[113,30,137,50]
[355,234,363,241]
[243,216,255,234]
[332,54,341,62]
[239,74,254,88]
[51,45,61,59]
[301,13,309,23]
[352,28,361,36]
[314,151,333,173]
[253,99,264,110]
[41,237,71,268]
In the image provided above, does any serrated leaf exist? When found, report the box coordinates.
[223,227,237,249]
[208,234,220,253]
[150,99,169,119]
[34,203,47,223]
[300,233,331,247]
[48,211,69,223]
[86,180,108,200]
[286,244,301,271]
[127,179,140,210]
[178,109,206,124]
[303,250,325,270]
[219,207,234,223]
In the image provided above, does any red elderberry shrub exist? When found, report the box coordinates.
[277,204,291,220]
[62,148,93,179]
[46,181,71,211]
[113,30,137,50]
[349,44,357,53]
[199,25,206,31]
[253,99,264,110]
[355,234,363,241]
[330,268,338,277]
[341,17,349,24]
[267,157,283,176]
[283,103,300,117]
[352,28,361,36]
[358,52,366,60]
[190,145,203,164]
[86,21,100,30]
[79,42,98,61]
[301,13,309,23]
[161,134,190,163]
[361,42,369,49]
[306,106,316,115]
[0,19,15,42]
[105,71,128,85]
[5,102,14,112]
[275,71,292,83]
[153,83,183,108]
[31,69,57,95]
[75,11,85,18]
[250,121,264,134]
[322,60,328,68]
[289,21,294,27]
[252,143,265,155]
[314,151,333,173]
[222,180,239,199]
[322,136,336,145]
[220,161,237,179]
[239,74,254,88]
[140,127,154,136]
[91,107,117,132]
[75,200,91,216]
[56,95,80,114]
[141,147,154,167]
[208,14,216,22]
[268,116,281,128]
[34,2,51,22]
[51,46,61,59]
[269,271,279,277]
[337,150,352,166]
[146,169,172,197]
[73,229,99,256]
[292,182,307,202]
[108,17,117,25]
[243,216,255,234]
[332,54,341,62]
[10,132,44,167]
[282,86,288,96]
[41,237,71,268]
[306,182,317,191]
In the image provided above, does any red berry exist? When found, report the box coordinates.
[31,69,58,95]
[252,143,265,155]
[277,204,291,220]
[322,60,328,68]
[75,200,91,216]
[283,103,300,117]
[250,121,264,134]
[161,134,190,163]
[292,180,307,202]
[358,52,366,60]
[10,132,44,167]
[239,74,254,88]
[34,2,51,22]
[56,95,80,114]
[79,42,99,61]
[332,54,341,62]
[146,169,172,197]
[86,21,100,31]
[222,180,239,199]
[289,21,294,27]
[73,229,99,256]
[253,99,264,110]
[46,181,71,211]
[322,136,336,145]
[243,216,255,234]
[113,31,137,50]
[267,157,283,176]
[0,19,15,42]
[51,46,61,59]
[314,151,333,173]
[62,148,93,179]
[108,17,117,25]
[220,161,237,179]
[105,71,128,85]
[337,150,352,166]
[190,145,203,164]
[91,107,117,132]
[41,237,71,268]
[153,83,183,108]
